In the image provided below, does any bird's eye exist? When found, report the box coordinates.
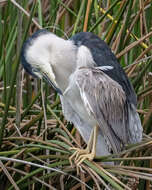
[32,67,42,78]
[32,68,39,73]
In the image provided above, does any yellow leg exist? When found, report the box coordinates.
[69,125,98,166]
[69,129,93,166]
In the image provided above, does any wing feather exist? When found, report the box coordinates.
[75,67,142,153]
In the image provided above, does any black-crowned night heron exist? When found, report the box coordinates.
[21,30,143,165]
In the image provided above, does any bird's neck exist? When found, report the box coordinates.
[51,39,77,92]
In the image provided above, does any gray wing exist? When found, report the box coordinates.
[75,67,142,153]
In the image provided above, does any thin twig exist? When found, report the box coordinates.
[83,0,92,32]
[0,157,93,190]
[116,31,152,58]
[0,160,20,190]
[7,166,57,190]
[10,0,41,29]
[47,105,81,148]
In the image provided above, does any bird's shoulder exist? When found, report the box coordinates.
[75,67,126,102]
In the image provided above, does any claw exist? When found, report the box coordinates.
[69,149,78,167]
[69,147,88,166]
[69,147,94,167]
[76,153,95,166]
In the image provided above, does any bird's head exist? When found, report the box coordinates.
[21,29,63,95]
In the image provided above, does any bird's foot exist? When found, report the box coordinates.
[69,147,95,167]
[69,147,89,166]
[75,152,95,166]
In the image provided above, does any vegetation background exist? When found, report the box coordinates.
[0,0,152,189]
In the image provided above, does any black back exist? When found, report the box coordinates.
[71,32,137,106]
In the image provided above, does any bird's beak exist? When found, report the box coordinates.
[42,72,63,95]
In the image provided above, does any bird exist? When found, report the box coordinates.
[21,29,143,165]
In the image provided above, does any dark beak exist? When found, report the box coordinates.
[42,73,63,95]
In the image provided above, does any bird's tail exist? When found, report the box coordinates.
[127,103,143,144]
[106,103,143,154]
